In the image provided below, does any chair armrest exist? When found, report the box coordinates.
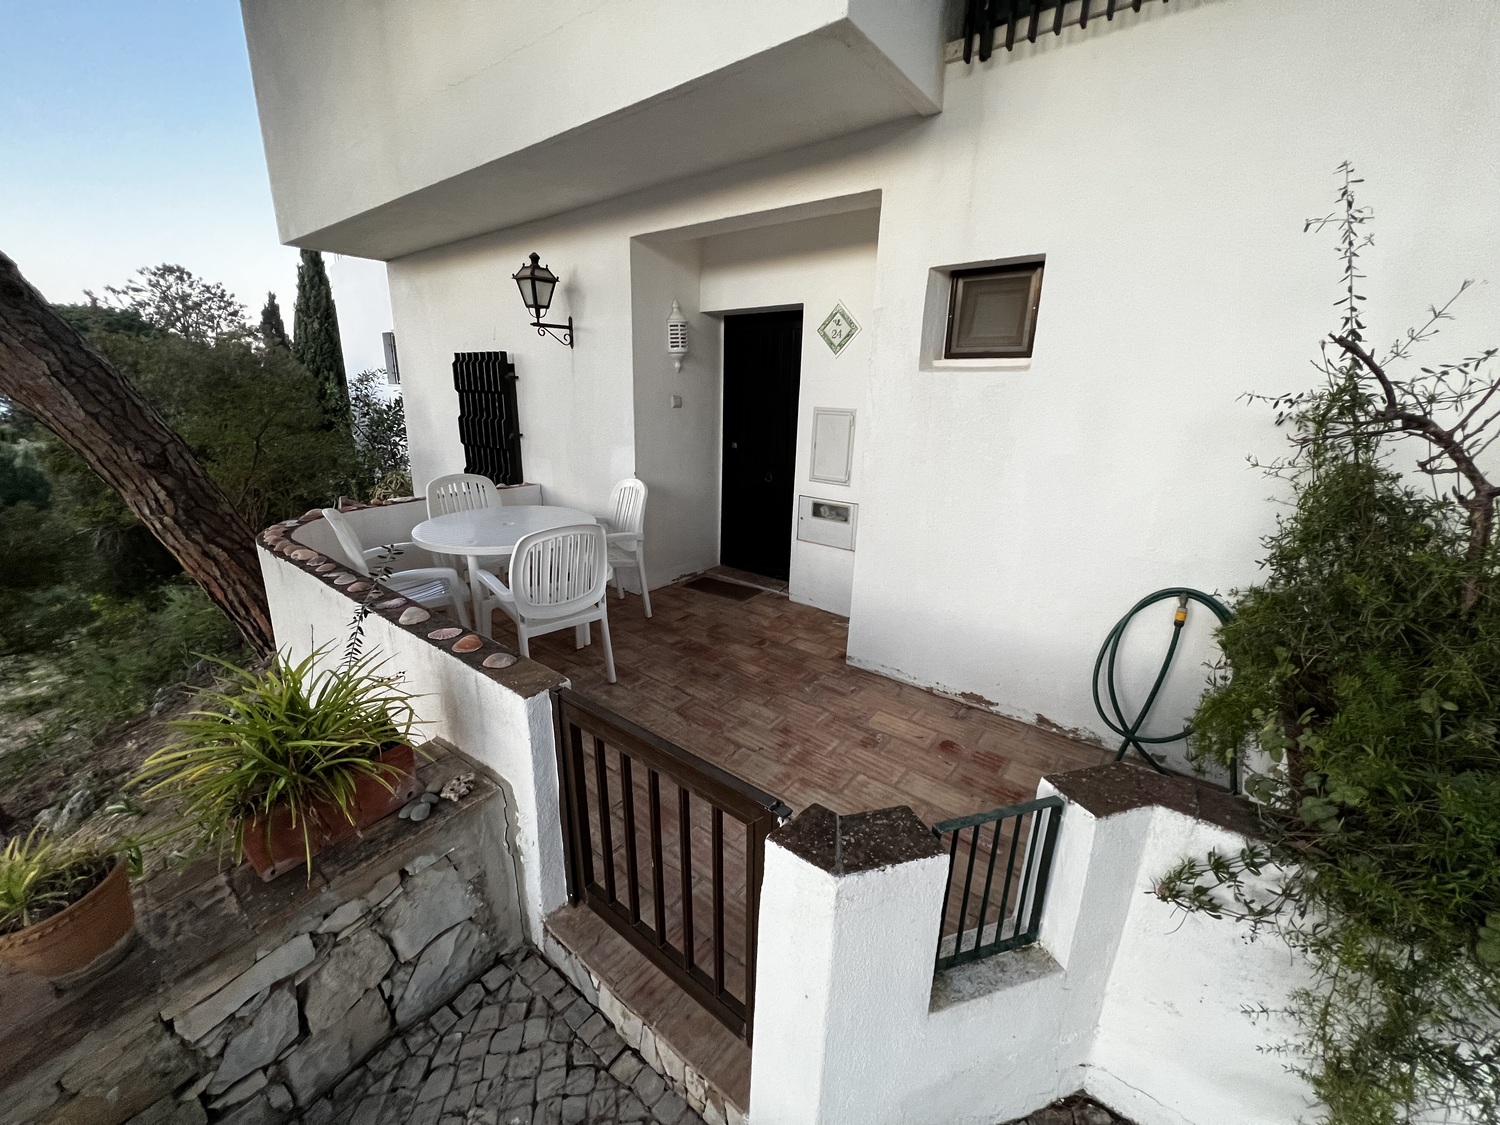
[473,567,516,603]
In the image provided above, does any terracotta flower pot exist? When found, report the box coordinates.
[239,743,422,881]
[0,859,135,980]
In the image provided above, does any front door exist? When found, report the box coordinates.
[721,310,803,580]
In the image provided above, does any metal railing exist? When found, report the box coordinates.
[552,688,791,1043]
[962,0,1168,63]
[932,795,1065,971]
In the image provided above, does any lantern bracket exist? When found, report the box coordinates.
[531,315,573,348]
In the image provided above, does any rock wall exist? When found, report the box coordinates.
[177,855,498,1123]
[2,748,525,1125]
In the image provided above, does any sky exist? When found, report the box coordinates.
[0,0,393,375]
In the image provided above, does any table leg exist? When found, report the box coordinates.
[469,557,489,638]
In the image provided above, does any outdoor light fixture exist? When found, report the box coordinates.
[667,300,688,372]
[511,252,573,347]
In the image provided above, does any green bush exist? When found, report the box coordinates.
[1159,170,1500,1124]
[0,267,410,799]
[53,584,244,734]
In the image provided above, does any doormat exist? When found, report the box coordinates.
[684,577,762,601]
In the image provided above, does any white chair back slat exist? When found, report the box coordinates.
[427,473,500,518]
[603,478,651,618]
[510,524,609,622]
[608,478,647,537]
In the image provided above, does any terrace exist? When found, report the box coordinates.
[513,567,1112,1114]
[524,571,1112,827]
[8,499,1265,1125]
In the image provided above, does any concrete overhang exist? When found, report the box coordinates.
[241,0,944,260]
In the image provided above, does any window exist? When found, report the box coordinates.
[944,260,1044,359]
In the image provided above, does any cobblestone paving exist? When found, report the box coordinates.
[296,947,705,1125]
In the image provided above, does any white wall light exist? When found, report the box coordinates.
[667,300,689,372]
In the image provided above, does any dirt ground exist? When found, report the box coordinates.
[0,659,203,828]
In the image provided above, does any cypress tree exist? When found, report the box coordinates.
[259,291,289,350]
[292,249,348,419]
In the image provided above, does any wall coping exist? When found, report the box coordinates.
[260,506,566,699]
[770,804,945,876]
[1044,763,1262,839]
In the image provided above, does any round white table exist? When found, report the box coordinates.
[410,505,598,627]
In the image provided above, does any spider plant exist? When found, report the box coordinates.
[133,649,417,869]
[0,829,112,936]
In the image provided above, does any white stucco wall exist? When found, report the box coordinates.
[240,0,941,256]
[261,515,569,946]
[381,0,1500,745]
[698,209,878,616]
[1088,810,1312,1125]
[629,237,721,589]
[749,792,1314,1125]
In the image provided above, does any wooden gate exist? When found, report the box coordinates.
[552,688,791,1043]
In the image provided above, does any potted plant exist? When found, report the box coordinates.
[135,651,422,881]
[0,829,136,980]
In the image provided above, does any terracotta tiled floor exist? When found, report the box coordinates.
[521,577,1112,826]
[519,577,1113,1115]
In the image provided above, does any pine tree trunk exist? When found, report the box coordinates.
[0,251,274,655]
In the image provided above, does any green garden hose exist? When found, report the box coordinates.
[1091,587,1235,792]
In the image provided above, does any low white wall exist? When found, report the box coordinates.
[262,510,568,946]
[750,785,1312,1125]
[1086,810,1310,1125]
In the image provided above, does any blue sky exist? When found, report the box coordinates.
[0,1,392,373]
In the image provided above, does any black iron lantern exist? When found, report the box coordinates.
[511,252,573,347]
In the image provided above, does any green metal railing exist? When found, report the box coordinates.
[932,795,1065,971]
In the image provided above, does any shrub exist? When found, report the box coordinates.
[1159,168,1500,1124]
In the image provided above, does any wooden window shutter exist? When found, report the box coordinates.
[452,351,524,485]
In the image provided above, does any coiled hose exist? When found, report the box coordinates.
[1091,588,1235,792]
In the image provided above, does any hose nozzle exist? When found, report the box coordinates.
[1173,593,1189,628]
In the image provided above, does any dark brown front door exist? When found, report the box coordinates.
[720,310,803,580]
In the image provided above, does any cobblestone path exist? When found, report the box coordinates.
[296,947,706,1125]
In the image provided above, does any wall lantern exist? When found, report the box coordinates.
[667,300,689,372]
[511,252,573,347]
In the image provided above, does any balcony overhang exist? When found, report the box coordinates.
[243,2,944,261]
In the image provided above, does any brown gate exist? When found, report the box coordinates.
[552,688,791,1043]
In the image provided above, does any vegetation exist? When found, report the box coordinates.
[0,827,113,934]
[259,291,289,351]
[133,651,416,867]
[0,261,408,814]
[1158,168,1500,1124]
[349,368,412,499]
[292,249,348,422]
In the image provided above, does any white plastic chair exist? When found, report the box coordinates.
[320,508,472,630]
[426,472,507,573]
[473,524,616,683]
[426,473,500,518]
[603,478,651,618]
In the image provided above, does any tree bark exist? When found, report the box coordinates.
[0,251,274,655]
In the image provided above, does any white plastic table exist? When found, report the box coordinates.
[410,505,598,627]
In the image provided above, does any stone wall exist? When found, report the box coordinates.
[1,745,525,1125]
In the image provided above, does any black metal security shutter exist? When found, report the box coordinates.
[453,351,523,485]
